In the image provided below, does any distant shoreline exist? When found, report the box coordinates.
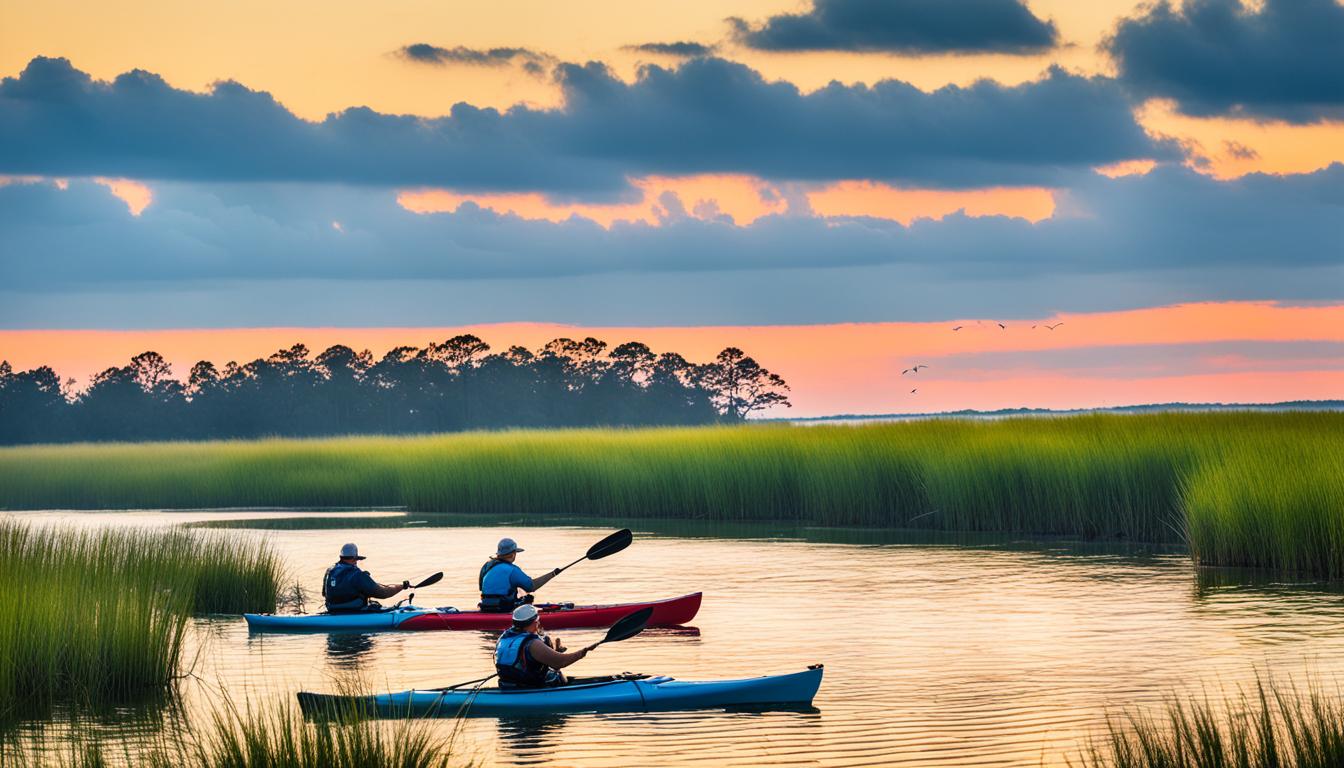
[777,399,1344,423]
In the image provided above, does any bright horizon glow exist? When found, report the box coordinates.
[3,302,1340,419]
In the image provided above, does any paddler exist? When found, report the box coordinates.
[494,604,590,688]
[478,537,560,612]
[322,542,410,613]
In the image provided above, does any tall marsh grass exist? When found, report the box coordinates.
[1182,436,1344,580]
[0,412,1339,575]
[1081,679,1344,768]
[0,521,283,720]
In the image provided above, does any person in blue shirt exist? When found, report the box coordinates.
[479,538,560,612]
[494,603,591,688]
[322,542,409,613]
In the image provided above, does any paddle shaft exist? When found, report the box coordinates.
[555,556,587,575]
[448,640,602,690]
[447,607,651,691]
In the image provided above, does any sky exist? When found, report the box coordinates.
[1,0,1342,415]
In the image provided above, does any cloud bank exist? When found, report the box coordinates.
[0,57,1172,195]
[1,164,1340,326]
[1107,0,1344,123]
[730,0,1058,54]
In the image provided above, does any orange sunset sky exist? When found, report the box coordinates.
[1,0,1342,415]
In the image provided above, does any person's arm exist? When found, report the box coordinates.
[527,638,588,670]
[528,567,562,591]
[358,572,408,600]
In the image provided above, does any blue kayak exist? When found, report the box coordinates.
[244,604,435,631]
[297,666,823,717]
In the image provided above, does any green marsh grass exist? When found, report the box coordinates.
[0,412,1339,575]
[0,521,283,720]
[1182,433,1344,580]
[1080,679,1344,768]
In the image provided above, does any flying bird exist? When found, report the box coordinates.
[902,368,911,375]
[910,388,917,394]
[997,322,1006,330]
[913,364,928,372]
[1045,322,1064,330]
[952,326,963,331]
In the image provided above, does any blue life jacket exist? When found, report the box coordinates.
[479,558,519,612]
[323,561,368,612]
[494,628,550,688]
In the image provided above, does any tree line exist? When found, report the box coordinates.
[0,336,791,444]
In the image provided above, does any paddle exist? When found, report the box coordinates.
[445,606,654,691]
[555,529,633,575]
[392,572,444,610]
[411,572,443,589]
[580,606,654,651]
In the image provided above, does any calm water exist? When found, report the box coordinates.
[14,511,1344,767]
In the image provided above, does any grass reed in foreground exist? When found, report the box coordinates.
[1,698,463,768]
[1080,679,1344,768]
[0,521,283,721]
[0,412,1339,575]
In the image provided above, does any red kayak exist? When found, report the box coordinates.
[399,592,702,631]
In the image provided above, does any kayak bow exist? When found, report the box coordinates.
[297,665,823,717]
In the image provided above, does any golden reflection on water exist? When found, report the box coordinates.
[21,515,1344,767]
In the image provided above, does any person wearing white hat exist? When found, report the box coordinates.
[322,542,410,613]
[494,603,591,688]
[478,537,561,613]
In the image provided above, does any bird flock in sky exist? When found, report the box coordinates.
[902,321,1065,398]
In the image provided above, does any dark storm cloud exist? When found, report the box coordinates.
[0,56,1172,195]
[729,0,1058,54]
[396,44,553,74]
[625,42,717,57]
[1106,0,1344,123]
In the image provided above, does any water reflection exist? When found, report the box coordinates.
[20,513,1344,767]
[194,512,1189,556]
[325,633,378,665]
[496,715,571,766]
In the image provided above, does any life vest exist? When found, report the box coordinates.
[479,558,519,612]
[323,561,368,611]
[494,628,550,688]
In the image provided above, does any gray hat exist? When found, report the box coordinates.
[496,538,524,556]
[339,542,366,560]
[512,603,539,623]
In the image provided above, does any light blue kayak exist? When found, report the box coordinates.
[297,666,823,717]
[244,604,437,631]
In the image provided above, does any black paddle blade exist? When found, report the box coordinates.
[603,606,654,644]
[413,572,443,589]
[587,529,633,561]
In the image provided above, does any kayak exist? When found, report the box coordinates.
[397,592,701,631]
[244,604,436,632]
[297,665,823,718]
[244,592,701,633]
